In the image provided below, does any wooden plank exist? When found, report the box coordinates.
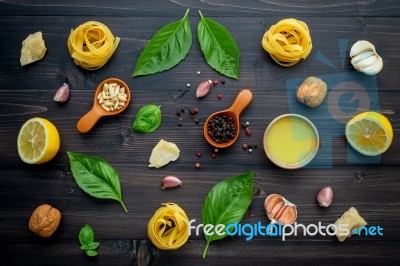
[1,3,400,265]
[1,0,400,17]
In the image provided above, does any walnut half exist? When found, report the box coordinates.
[28,204,61,238]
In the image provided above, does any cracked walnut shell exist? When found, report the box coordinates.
[297,76,327,107]
[28,204,61,238]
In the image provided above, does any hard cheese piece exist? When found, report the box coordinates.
[334,207,367,242]
[149,139,180,168]
[20,31,47,66]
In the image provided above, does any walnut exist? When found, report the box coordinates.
[296,76,327,107]
[28,204,61,238]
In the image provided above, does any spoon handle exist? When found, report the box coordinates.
[77,108,101,133]
[228,89,253,116]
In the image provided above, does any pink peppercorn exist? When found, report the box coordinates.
[213,80,218,86]
[217,93,223,99]
[196,151,202,157]
[211,153,217,159]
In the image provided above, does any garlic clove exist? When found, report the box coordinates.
[54,83,69,103]
[361,56,383,75]
[317,186,333,207]
[196,80,212,98]
[161,175,182,190]
[349,40,376,57]
[350,50,375,66]
[278,206,297,225]
[264,194,297,225]
[353,55,379,71]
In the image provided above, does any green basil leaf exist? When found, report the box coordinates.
[67,152,128,213]
[132,104,162,133]
[197,11,240,79]
[132,9,192,77]
[87,241,100,250]
[79,224,94,246]
[80,244,88,251]
[201,170,253,259]
[86,249,98,257]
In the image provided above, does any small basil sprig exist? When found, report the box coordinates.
[67,152,128,213]
[79,224,100,257]
[201,171,253,259]
[132,9,192,77]
[132,104,162,133]
[198,11,240,79]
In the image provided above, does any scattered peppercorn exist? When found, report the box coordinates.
[178,121,183,127]
[195,162,201,169]
[221,79,225,84]
[187,83,191,88]
[254,145,258,149]
[193,107,199,114]
[245,130,252,136]
[214,148,218,153]
[248,145,253,149]
[243,144,249,150]
[195,119,199,124]
[245,121,250,126]
[217,93,223,99]
[213,80,218,86]
[196,151,202,158]
[211,153,217,159]
[207,114,236,143]
[248,149,253,153]
[197,71,201,75]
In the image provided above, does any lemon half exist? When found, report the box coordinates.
[17,117,60,164]
[345,112,393,156]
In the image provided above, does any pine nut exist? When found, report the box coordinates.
[103,83,109,92]
[117,95,126,102]
[101,104,110,111]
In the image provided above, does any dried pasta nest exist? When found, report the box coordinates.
[262,18,312,67]
[147,203,189,250]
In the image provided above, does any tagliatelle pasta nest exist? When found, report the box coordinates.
[261,18,312,67]
[147,203,189,250]
[67,21,120,70]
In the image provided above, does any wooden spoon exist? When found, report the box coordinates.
[203,89,253,148]
[77,78,131,133]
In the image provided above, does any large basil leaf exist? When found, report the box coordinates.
[197,11,240,79]
[132,9,192,77]
[132,104,162,133]
[67,152,128,212]
[201,171,253,258]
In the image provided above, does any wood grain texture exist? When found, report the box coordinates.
[1,1,400,265]
[1,0,400,16]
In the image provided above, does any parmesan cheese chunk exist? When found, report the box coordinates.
[20,31,47,66]
[334,207,367,242]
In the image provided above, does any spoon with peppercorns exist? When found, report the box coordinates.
[204,89,253,149]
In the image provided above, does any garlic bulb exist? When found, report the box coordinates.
[350,40,383,75]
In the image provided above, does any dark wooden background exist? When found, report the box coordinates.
[1,1,400,265]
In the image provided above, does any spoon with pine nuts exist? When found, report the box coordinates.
[77,78,131,133]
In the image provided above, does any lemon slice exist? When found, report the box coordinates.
[17,117,60,164]
[345,112,393,156]
[149,139,180,168]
